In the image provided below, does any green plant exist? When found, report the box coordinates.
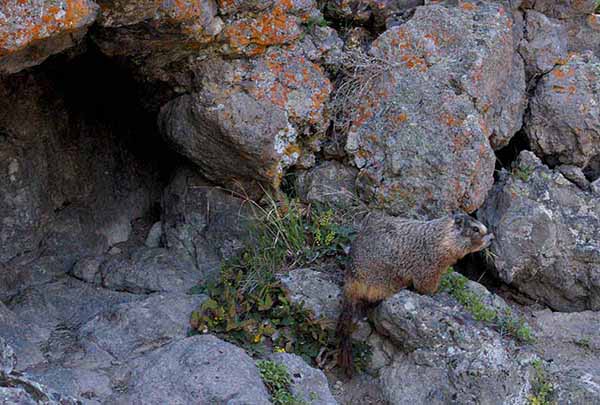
[440,269,535,344]
[596,0,600,14]
[528,359,555,405]
[190,194,366,371]
[257,360,306,405]
[513,165,534,182]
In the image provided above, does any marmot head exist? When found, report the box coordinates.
[450,213,494,256]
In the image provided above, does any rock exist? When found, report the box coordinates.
[107,335,271,404]
[295,161,358,206]
[558,164,591,190]
[0,302,46,372]
[72,247,201,294]
[93,0,222,82]
[373,289,533,405]
[278,268,342,323]
[298,25,344,66]
[0,0,98,75]
[268,353,338,405]
[161,166,250,279]
[345,2,524,217]
[144,221,162,248]
[479,151,600,311]
[0,373,81,405]
[0,338,16,375]
[519,10,568,78]
[592,178,600,195]
[8,278,139,342]
[526,52,600,168]
[522,0,597,19]
[533,309,600,404]
[565,14,600,57]
[77,293,206,362]
[159,47,331,192]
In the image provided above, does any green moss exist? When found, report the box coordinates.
[512,165,534,182]
[440,269,535,344]
[257,360,306,405]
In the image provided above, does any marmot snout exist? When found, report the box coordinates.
[336,212,493,377]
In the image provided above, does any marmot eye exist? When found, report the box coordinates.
[471,226,480,233]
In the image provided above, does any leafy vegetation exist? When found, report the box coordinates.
[528,359,555,405]
[440,269,535,344]
[596,0,600,14]
[257,360,306,405]
[190,194,368,371]
[513,165,534,182]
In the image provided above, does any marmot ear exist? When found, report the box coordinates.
[453,213,465,227]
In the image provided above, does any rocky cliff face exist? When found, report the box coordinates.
[1,1,600,404]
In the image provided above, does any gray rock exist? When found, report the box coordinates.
[533,309,600,404]
[268,353,338,405]
[519,11,568,78]
[345,2,524,217]
[296,161,358,207]
[373,290,533,405]
[565,14,600,57]
[522,0,597,19]
[161,166,250,279]
[558,165,592,190]
[75,247,202,294]
[526,52,600,168]
[0,301,46,372]
[159,47,330,192]
[77,293,206,362]
[8,278,139,341]
[278,268,342,323]
[0,373,81,405]
[144,222,163,248]
[0,338,16,375]
[0,0,98,75]
[479,151,600,311]
[107,335,271,404]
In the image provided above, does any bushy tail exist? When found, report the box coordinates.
[336,295,356,378]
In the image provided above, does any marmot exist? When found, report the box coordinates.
[336,212,494,377]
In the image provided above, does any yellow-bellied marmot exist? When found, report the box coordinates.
[337,212,494,377]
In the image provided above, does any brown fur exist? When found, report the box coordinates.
[336,212,493,377]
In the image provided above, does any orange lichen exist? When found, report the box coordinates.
[460,2,476,11]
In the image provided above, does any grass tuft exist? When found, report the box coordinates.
[257,360,306,405]
[528,359,555,405]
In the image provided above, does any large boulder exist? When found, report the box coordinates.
[71,247,202,294]
[160,166,251,279]
[479,151,600,311]
[533,309,600,404]
[0,302,46,372]
[519,10,568,78]
[0,0,98,74]
[106,335,272,404]
[525,52,600,168]
[159,48,331,193]
[295,160,358,206]
[345,1,524,217]
[522,0,598,19]
[565,14,600,57]
[372,289,533,404]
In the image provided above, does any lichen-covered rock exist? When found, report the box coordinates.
[295,161,358,206]
[526,52,600,168]
[93,0,223,80]
[107,335,272,404]
[159,49,330,192]
[161,166,250,278]
[345,2,524,217]
[479,151,600,311]
[565,14,600,57]
[519,10,568,78]
[373,289,533,404]
[268,353,338,405]
[324,0,423,26]
[522,0,597,19]
[0,0,98,74]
